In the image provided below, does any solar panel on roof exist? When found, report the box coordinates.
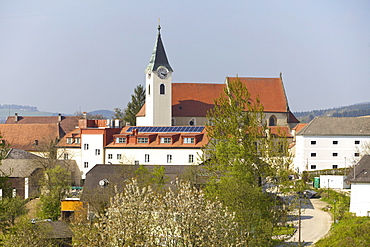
[125,126,204,133]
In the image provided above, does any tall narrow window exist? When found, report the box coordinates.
[167,154,172,163]
[63,153,69,160]
[84,144,89,150]
[189,154,194,163]
[84,162,88,168]
[160,84,165,95]
[145,154,150,163]
[269,115,277,126]
[95,149,100,155]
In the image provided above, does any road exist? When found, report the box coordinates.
[286,198,332,246]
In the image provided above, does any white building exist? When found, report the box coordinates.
[293,117,370,173]
[346,155,370,216]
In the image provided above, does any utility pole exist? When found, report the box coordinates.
[298,199,302,246]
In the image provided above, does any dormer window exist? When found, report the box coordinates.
[116,137,126,143]
[75,138,81,144]
[184,137,194,144]
[160,137,172,144]
[66,138,74,144]
[138,137,149,144]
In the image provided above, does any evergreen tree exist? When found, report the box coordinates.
[203,77,293,246]
[115,84,145,126]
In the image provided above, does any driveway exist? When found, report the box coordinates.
[284,198,332,246]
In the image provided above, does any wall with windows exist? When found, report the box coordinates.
[294,135,370,173]
[80,134,105,178]
[104,148,202,166]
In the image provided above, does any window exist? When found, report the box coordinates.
[84,162,88,168]
[117,154,122,160]
[95,149,100,155]
[332,165,338,169]
[333,141,338,145]
[310,153,316,157]
[167,154,172,163]
[269,115,277,126]
[184,137,194,144]
[332,153,338,157]
[108,154,113,159]
[75,138,81,144]
[310,165,316,169]
[63,153,69,160]
[145,154,150,163]
[34,140,38,146]
[84,144,89,150]
[355,153,360,157]
[116,137,126,143]
[160,84,165,95]
[310,141,316,145]
[138,137,148,143]
[189,154,194,163]
[160,137,171,144]
[355,140,360,145]
[66,138,73,144]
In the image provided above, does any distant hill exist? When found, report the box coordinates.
[294,102,370,123]
[0,104,115,123]
[88,110,114,119]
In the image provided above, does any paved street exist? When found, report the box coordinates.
[286,198,332,246]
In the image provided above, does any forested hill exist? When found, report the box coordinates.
[294,102,370,123]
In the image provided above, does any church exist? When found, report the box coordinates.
[136,25,299,132]
[57,25,299,179]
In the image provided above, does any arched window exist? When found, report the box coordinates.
[160,84,165,95]
[269,115,277,126]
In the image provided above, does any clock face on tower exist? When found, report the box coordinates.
[157,67,168,79]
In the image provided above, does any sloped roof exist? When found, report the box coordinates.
[105,126,208,148]
[0,123,61,151]
[5,115,79,137]
[5,148,39,159]
[346,155,370,183]
[145,25,173,73]
[226,77,289,112]
[1,159,43,177]
[83,164,198,191]
[56,128,81,148]
[172,83,224,117]
[138,77,293,118]
[297,117,370,136]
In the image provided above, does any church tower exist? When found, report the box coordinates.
[137,24,173,126]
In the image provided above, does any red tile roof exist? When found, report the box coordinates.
[5,115,80,137]
[106,126,208,148]
[139,77,292,118]
[0,123,61,151]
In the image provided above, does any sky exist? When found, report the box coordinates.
[0,1,369,114]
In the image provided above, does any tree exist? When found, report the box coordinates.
[74,179,247,246]
[203,77,293,246]
[115,84,145,126]
[37,165,71,220]
[0,197,28,234]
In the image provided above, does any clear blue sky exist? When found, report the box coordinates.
[0,1,369,114]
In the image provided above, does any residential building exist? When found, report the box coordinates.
[346,155,370,216]
[0,114,79,156]
[293,117,370,173]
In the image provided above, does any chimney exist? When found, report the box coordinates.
[83,112,87,119]
[15,113,18,123]
[58,113,62,122]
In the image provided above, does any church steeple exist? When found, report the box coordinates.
[145,24,173,73]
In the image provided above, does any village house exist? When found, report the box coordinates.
[293,116,370,173]
[346,155,370,216]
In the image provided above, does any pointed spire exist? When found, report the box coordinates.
[145,23,173,73]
